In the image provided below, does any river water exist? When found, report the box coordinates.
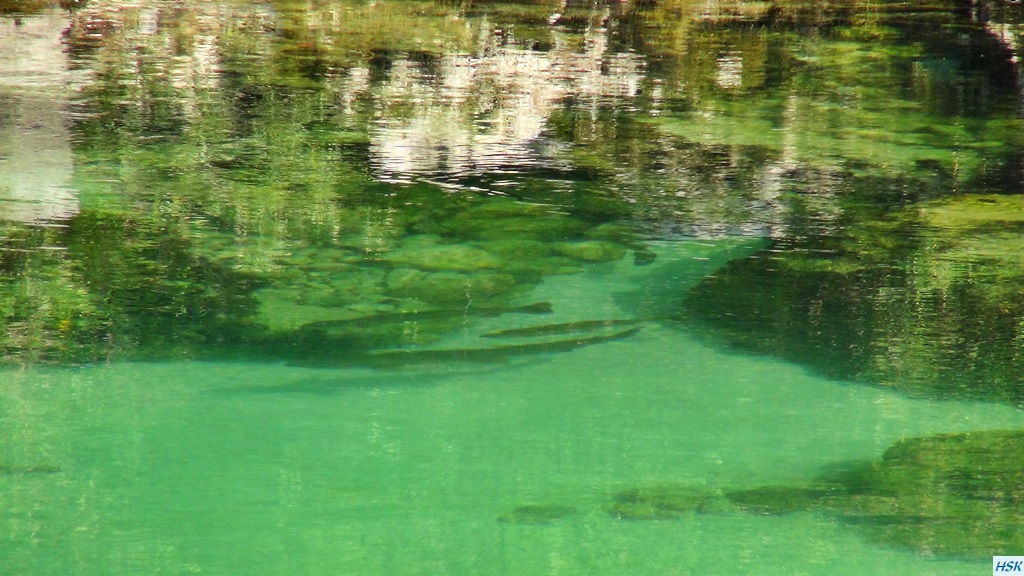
[2,1,1024,574]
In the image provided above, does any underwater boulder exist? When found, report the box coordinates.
[583,222,639,243]
[444,201,589,241]
[555,240,628,263]
[471,216,588,242]
[380,242,504,272]
[385,269,517,303]
[499,257,585,282]
[385,267,429,292]
[483,239,553,260]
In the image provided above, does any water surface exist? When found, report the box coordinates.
[2,0,1024,574]
[5,256,1024,575]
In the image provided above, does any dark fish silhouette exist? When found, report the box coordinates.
[481,318,642,339]
[0,464,62,475]
[358,326,643,368]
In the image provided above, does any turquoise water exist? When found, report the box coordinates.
[4,0,1024,573]
[4,245,1023,575]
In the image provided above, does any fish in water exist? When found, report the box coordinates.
[356,326,643,369]
[0,464,62,475]
[480,318,643,339]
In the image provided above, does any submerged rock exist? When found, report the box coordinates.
[484,239,553,260]
[445,201,589,241]
[385,269,518,303]
[583,223,639,243]
[555,240,628,263]
[500,257,585,282]
[380,242,504,272]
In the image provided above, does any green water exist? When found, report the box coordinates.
[3,0,1024,573]
[5,255,1024,575]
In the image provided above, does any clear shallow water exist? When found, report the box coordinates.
[4,251,1024,575]
[2,0,1024,573]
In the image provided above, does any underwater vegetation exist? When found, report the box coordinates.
[0,182,651,367]
[607,484,735,519]
[682,189,1024,406]
[9,0,1022,386]
[600,429,1024,559]
[490,430,1024,559]
[831,429,1024,557]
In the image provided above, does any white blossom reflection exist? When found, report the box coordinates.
[351,18,648,184]
[0,10,78,223]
